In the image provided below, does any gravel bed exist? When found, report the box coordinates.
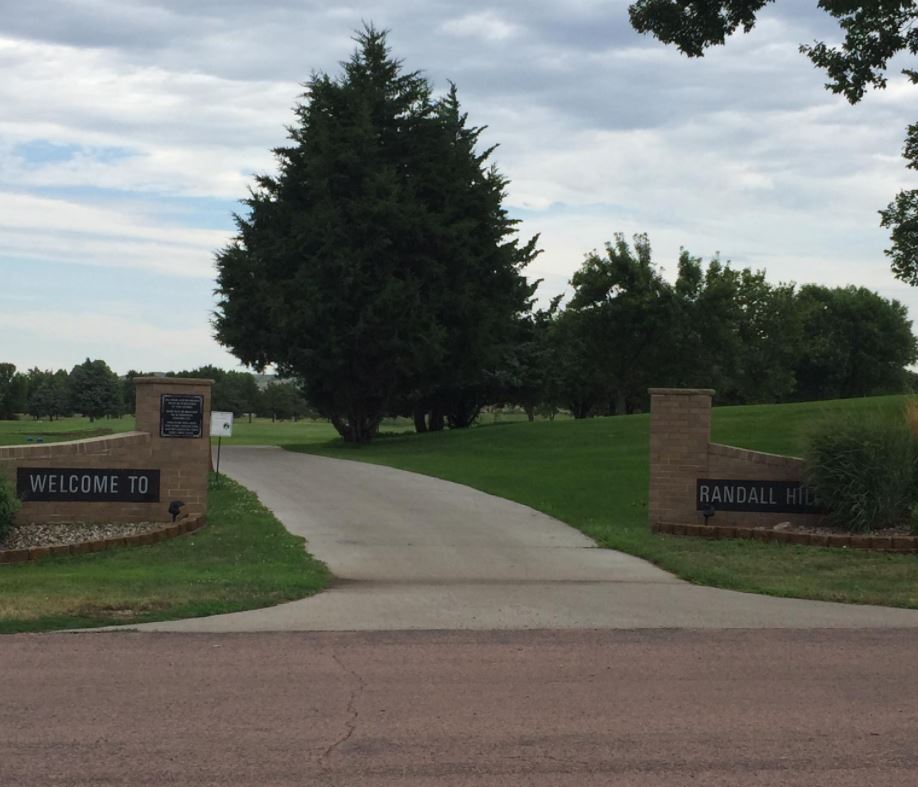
[742,522,913,537]
[0,522,164,550]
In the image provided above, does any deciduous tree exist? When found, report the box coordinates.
[68,359,122,422]
[27,369,71,421]
[0,363,27,420]
[629,0,918,282]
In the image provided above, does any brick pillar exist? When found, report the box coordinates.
[648,388,714,528]
[134,377,213,522]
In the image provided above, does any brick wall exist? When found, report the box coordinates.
[648,389,714,526]
[0,377,212,525]
[648,388,823,528]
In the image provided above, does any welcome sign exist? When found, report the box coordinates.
[696,479,823,515]
[17,468,161,503]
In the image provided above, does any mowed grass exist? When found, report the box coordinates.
[0,476,328,633]
[0,416,136,446]
[289,394,918,609]
[0,415,339,447]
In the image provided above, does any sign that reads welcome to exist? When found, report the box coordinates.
[17,468,161,503]
[696,479,823,515]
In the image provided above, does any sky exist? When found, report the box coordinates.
[1,0,916,375]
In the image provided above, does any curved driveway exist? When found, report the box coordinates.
[142,446,918,631]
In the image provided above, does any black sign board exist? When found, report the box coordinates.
[160,394,204,438]
[696,479,824,514]
[17,468,160,503]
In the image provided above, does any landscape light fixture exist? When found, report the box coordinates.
[701,503,716,525]
[168,500,185,522]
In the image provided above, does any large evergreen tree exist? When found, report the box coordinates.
[215,27,537,441]
[406,86,539,431]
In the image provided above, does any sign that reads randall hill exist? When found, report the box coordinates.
[160,394,204,438]
[696,479,823,515]
[17,468,161,503]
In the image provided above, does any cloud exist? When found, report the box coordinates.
[0,191,230,278]
[441,11,520,43]
[0,307,238,374]
[0,0,915,372]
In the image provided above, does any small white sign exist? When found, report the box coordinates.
[211,411,234,438]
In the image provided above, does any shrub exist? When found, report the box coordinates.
[804,407,917,533]
[0,475,19,542]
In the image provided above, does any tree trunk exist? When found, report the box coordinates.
[331,410,382,444]
[524,405,535,422]
[447,396,481,429]
[413,406,428,434]
[428,404,445,432]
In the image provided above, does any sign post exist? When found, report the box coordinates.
[210,411,234,483]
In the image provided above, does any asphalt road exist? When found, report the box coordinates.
[8,446,918,785]
[3,629,918,786]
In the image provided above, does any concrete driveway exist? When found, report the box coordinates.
[135,446,918,631]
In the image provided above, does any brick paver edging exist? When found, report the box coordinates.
[0,516,206,565]
[654,521,918,553]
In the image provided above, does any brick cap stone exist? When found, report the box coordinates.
[648,388,715,397]
[709,442,804,464]
[134,377,214,387]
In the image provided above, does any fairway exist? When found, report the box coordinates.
[0,416,135,446]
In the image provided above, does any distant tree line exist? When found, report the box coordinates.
[0,360,315,423]
[3,245,915,429]
[0,359,125,422]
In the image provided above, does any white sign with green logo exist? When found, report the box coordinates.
[211,411,234,438]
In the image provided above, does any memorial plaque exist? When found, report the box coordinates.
[17,468,160,503]
[696,479,824,514]
[160,394,204,438]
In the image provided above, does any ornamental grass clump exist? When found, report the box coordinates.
[0,475,19,542]
[804,405,918,534]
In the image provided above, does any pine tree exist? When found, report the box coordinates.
[215,27,537,441]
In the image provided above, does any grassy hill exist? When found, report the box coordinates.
[291,394,918,609]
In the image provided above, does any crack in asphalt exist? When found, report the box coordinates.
[318,649,367,786]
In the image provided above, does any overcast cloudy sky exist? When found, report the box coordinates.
[2,0,916,374]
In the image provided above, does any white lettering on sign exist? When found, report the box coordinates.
[696,479,823,514]
[16,468,161,503]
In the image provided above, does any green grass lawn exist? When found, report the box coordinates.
[0,476,328,633]
[2,395,916,625]
[287,394,918,610]
[0,416,136,446]
[0,414,338,447]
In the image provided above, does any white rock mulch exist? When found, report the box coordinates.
[0,522,164,550]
